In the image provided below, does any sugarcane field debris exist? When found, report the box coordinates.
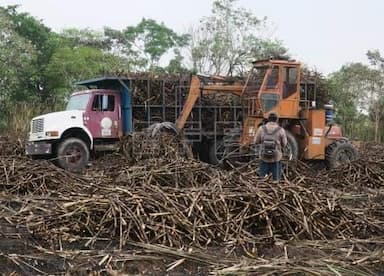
[0,134,384,275]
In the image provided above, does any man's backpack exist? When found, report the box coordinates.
[260,125,281,158]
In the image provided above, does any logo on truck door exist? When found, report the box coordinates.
[100,117,113,136]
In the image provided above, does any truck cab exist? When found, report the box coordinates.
[26,77,132,171]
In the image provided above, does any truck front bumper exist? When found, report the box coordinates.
[25,141,52,155]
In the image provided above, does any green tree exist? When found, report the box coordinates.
[41,28,131,104]
[0,5,132,111]
[366,49,384,142]
[327,63,371,138]
[2,5,58,99]
[369,95,384,142]
[105,19,190,71]
[189,0,288,75]
[328,57,384,142]
[60,28,112,50]
[44,46,129,103]
[165,49,190,74]
[0,7,37,103]
[367,49,384,70]
[0,6,43,130]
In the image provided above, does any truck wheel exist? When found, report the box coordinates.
[326,140,358,169]
[57,138,89,172]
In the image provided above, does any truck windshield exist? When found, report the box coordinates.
[66,94,91,110]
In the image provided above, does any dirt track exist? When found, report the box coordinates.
[0,136,383,275]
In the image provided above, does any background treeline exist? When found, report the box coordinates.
[0,0,383,141]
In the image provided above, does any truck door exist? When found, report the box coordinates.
[85,92,121,139]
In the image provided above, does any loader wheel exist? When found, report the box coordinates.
[146,122,192,158]
[208,138,225,165]
[147,122,178,137]
[209,127,244,165]
[326,140,358,169]
[57,138,89,172]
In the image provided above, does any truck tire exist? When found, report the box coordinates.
[326,140,358,169]
[56,138,90,172]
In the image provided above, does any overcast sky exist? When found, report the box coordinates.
[1,0,383,75]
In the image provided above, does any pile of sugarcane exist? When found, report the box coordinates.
[0,135,384,275]
[0,135,24,156]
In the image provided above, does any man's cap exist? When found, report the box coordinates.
[268,112,279,121]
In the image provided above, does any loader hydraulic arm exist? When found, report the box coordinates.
[175,75,244,130]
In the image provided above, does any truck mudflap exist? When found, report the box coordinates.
[25,142,52,155]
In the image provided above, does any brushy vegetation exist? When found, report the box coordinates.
[1,0,383,141]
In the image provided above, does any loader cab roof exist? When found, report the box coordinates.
[75,77,131,90]
[252,59,300,67]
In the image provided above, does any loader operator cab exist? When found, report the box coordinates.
[243,59,301,119]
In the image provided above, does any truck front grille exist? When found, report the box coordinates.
[32,118,44,133]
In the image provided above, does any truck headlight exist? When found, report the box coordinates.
[45,131,59,137]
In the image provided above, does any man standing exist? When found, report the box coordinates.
[254,112,287,181]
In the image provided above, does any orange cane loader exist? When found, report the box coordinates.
[171,58,357,168]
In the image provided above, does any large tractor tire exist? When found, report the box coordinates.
[209,129,298,165]
[208,129,242,165]
[326,140,358,169]
[145,122,192,158]
[56,138,90,172]
[147,122,179,137]
[208,138,225,165]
